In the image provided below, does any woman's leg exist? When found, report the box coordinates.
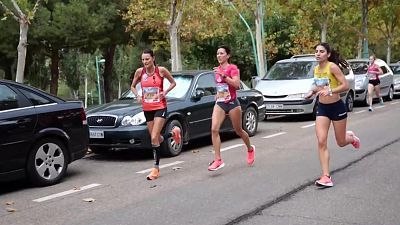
[331,118,353,147]
[211,104,226,161]
[315,116,331,176]
[146,117,165,180]
[375,85,383,104]
[367,83,374,108]
[228,106,251,149]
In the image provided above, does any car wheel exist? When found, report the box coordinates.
[346,92,354,112]
[161,119,183,157]
[27,138,68,186]
[242,107,258,137]
[384,86,394,101]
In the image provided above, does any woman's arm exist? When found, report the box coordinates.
[131,68,142,100]
[328,64,349,96]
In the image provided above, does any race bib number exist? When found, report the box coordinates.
[314,78,330,87]
[216,83,231,102]
[143,87,160,103]
[368,73,377,80]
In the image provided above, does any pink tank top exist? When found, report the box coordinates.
[140,67,167,111]
[215,64,239,102]
[367,63,380,80]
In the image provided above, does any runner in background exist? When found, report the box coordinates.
[208,45,255,171]
[367,55,384,111]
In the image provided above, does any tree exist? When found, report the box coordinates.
[0,0,42,83]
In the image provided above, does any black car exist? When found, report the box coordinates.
[0,80,89,186]
[87,70,266,156]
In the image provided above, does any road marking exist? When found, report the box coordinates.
[136,161,184,174]
[301,123,315,128]
[33,183,102,203]
[355,110,366,114]
[262,132,286,139]
[221,144,245,152]
[390,102,399,105]
[375,105,385,109]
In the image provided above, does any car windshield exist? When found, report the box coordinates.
[390,65,400,74]
[263,61,316,80]
[349,62,368,75]
[121,75,193,99]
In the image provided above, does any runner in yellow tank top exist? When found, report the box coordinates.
[306,43,361,188]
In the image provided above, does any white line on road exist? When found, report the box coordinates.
[221,144,245,152]
[33,183,102,203]
[390,102,399,105]
[355,110,366,114]
[262,132,287,139]
[375,105,385,109]
[301,123,315,128]
[136,161,184,174]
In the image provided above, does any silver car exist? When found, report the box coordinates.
[389,63,400,96]
[253,55,355,118]
[348,58,394,105]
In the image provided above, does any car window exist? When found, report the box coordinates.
[196,73,216,96]
[349,62,368,75]
[265,61,316,80]
[380,66,388,74]
[0,84,20,111]
[390,65,400,74]
[18,88,52,106]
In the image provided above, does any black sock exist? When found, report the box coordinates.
[152,145,161,167]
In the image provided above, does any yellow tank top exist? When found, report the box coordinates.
[313,62,340,88]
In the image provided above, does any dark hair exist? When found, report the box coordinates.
[316,42,349,68]
[142,48,156,66]
[217,45,232,62]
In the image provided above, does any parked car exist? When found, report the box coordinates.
[0,80,89,186]
[348,58,394,105]
[389,63,400,96]
[86,70,266,157]
[253,54,355,118]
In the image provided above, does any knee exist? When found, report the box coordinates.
[317,139,327,149]
[336,139,347,147]
[211,127,219,135]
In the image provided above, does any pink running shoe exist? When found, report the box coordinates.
[315,175,333,187]
[347,131,360,149]
[171,126,181,145]
[208,159,225,171]
[247,145,255,165]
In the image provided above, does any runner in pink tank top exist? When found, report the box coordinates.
[208,45,256,172]
[367,55,384,111]
[130,49,181,180]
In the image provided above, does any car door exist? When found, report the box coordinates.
[0,84,37,173]
[186,73,216,139]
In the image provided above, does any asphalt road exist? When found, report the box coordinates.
[1,99,400,225]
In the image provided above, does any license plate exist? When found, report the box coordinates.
[265,104,284,110]
[90,130,104,139]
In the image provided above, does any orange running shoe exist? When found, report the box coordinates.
[146,168,160,180]
[247,145,255,165]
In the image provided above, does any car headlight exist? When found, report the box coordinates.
[286,93,308,99]
[121,112,146,126]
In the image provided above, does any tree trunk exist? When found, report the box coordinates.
[357,36,362,59]
[321,20,327,42]
[103,45,116,103]
[169,26,182,71]
[255,0,265,77]
[361,0,369,58]
[50,51,60,95]
[15,18,28,83]
[387,37,391,64]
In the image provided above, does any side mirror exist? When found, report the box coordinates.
[192,88,205,100]
[251,76,261,88]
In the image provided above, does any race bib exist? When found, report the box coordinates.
[216,83,231,102]
[143,87,160,103]
[314,78,330,87]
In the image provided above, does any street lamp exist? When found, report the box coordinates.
[226,1,260,77]
[95,56,106,105]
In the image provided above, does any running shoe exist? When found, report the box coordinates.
[208,159,225,171]
[368,107,373,112]
[379,98,384,105]
[146,168,160,180]
[247,145,255,165]
[315,175,333,187]
[171,126,181,144]
[347,131,360,149]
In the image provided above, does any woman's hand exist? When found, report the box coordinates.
[159,91,166,100]
[317,86,332,97]
[136,96,142,103]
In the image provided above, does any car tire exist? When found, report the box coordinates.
[27,138,68,186]
[161,119,183,157]
[384,86,394,101]
[242,107,258,137]
[346,92,354,112]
